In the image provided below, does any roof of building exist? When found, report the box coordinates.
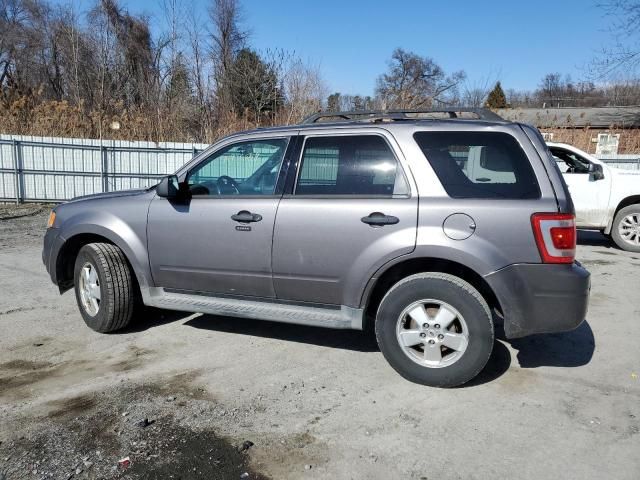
[496,106,640,128]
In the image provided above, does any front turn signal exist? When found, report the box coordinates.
[47,210,56,228]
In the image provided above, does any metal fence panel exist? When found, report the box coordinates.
[0,172,16,199]
[0,134,208,202]
[596,155,640,171]
[1,133,638,203]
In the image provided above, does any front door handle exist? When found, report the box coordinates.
[361,212,399,226]
[231,210,263,223]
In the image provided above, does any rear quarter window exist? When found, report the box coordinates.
[413,131,540,199]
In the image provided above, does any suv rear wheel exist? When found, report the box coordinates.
[611,204,640,252]
[73,243,138,332]
[375,273,494,387]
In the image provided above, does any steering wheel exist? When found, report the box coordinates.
[216,175,240,195]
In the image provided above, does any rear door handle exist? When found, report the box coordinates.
[361,212,399,226]
[231,210,263,223]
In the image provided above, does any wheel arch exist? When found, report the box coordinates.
[55,229,147,294]
[361,256,502,331]
[605,194,640,234]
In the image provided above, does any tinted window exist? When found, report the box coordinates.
[414,131,540,199]
[188,138,287,196]
[296,135,406,195]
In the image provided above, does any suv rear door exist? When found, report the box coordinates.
[271,130,418,307]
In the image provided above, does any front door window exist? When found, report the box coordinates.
[188,138,288,196]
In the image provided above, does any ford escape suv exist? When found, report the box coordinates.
[43,108,590,387]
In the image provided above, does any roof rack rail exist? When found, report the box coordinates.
[301,108,504,124]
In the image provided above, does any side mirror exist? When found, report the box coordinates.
[588,163,605,181]
[156,175,180,199]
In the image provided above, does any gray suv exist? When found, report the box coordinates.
[43,109,590,387]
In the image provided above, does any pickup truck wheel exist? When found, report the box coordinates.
[73,243,137,332]
[375,273,494,387]
[611,204,640,252]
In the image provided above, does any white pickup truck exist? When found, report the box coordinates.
[547,142,640,252]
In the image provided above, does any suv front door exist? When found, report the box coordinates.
[147,136,292,297]
[271,131,418,307]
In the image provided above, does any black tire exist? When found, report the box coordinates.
[375,273,494,387]
[73,243,137,332]
[611,204,640,252]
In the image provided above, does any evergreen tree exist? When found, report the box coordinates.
[229,48,281,122]
[327,93,341,111]
[485,82,508,108]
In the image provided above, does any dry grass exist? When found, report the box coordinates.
[0,93,310,143]
[542,127,640,154]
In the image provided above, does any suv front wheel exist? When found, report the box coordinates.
[375,273,494,387]
[73,243,138,333]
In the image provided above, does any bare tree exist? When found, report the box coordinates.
[537,72,564,107]
[208,0,247,114]
[375,48,465,108]
[186,7,213,139]
[280,57,326,124]
[590,1,640,79]
[461,75,495,108]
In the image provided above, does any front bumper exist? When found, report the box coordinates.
[43,227,65,286]
[484,262,590,339]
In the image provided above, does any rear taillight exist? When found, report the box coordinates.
[531,213,576,264]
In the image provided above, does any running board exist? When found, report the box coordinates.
[141,287,363,330]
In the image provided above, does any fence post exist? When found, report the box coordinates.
[101,145,108,193]
[12,140,24,204]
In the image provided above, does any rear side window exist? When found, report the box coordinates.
[414,131,540,199]
[295,135,408,196]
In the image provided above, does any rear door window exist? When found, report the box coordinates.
[295,135,408,196]
[414,131,540,199]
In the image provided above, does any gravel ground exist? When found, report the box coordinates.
[0,204,639,480]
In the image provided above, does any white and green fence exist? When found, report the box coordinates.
[0,134,208,203]
[0,134,638,203]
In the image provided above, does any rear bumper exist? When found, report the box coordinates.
[484,262,590,339]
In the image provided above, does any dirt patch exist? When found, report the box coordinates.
[47,393,98,418]
[126,423,269,480]
[0,306,38,316]
[0,203,50,220]
[0,207,50,250]
[0,381,269,480]
[109,346,155,373]
[0,359,51,370]
[581,259,615,267]
[0,359,57,392]
[595,250,618,256]
[0,346,160,401]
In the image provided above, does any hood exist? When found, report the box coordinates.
[608,167,640,198]
[610,167,640,177]
[65,188,152,204]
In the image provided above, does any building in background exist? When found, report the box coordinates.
[497,106,640,154]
